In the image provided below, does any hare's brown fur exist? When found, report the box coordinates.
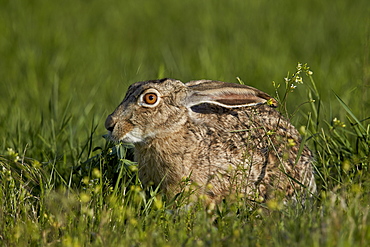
[106,78,316,202]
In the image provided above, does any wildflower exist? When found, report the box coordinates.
[92,168,101,178]
[80,192,91,203]
[6,148,19,162]
[342,160,351,171]
[288,138,296,147]
[130,185,142,192]
[296,63,302,71]
[154,195,163,209]
[294,76,303,84]
[267,98,277,106]
[266,198,283,210]
[266,130,276,136]
[333,118,346,128]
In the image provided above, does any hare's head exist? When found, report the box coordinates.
[105,78,278,143]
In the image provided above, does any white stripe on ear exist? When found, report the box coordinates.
[185,80,278,109]
[185,93,268,108]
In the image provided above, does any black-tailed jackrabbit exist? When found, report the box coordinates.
[105,78,316,202]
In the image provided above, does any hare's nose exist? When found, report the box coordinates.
[105,115,117,132]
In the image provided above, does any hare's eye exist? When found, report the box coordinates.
[143,93,158,105]
[139,89,160,107]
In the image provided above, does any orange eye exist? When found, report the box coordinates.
[143,93,158,105]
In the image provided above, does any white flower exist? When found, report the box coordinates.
[297,63,302,70]
[295,76,303,84]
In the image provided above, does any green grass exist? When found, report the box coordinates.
[0,0,369,246]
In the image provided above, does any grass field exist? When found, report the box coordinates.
[0,0,369,246]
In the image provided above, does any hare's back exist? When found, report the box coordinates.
[190,102,299,142]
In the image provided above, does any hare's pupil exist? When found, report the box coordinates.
[145,93,157,104]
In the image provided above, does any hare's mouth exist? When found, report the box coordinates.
[108,127,144,144]
[105,116,144,143]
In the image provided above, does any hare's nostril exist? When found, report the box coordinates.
[105,115,116,132]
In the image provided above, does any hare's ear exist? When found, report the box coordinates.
[185,80,278,108]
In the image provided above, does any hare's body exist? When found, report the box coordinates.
[106,78,316,202]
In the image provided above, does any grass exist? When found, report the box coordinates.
[0,0,369,246]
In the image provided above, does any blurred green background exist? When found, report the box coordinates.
[0,0,369,162]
